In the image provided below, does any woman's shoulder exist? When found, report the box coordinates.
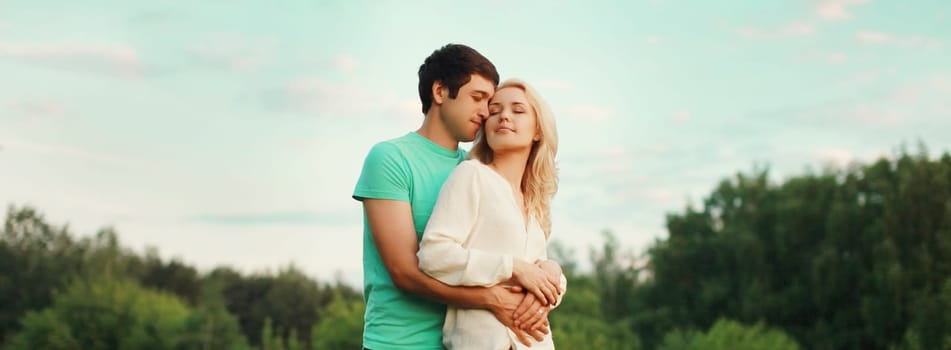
[445,159,490,184]
[454,159,490,173]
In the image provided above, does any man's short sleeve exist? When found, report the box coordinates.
[353,142,411,202]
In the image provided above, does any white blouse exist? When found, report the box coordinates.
[418,159,567,350]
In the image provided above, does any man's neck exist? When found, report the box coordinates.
[416,109,458,151]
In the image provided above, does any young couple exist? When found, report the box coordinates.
[353,43,566,350]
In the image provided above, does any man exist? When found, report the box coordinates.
[353,44,549,349]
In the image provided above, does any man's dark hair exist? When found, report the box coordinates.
[418,43,499,114]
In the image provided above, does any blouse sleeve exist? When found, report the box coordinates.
[417,162,514,287]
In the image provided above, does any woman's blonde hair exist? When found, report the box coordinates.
[469,79,559,237]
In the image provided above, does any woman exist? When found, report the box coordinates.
[417,79,566,350]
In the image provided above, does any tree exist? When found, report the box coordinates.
[639,148,951,349]
[7,278,192,350]
[310,293,365,350]
[658,318,800,350]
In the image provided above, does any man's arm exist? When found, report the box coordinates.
[365,199,508,307]
[364,199,545,344]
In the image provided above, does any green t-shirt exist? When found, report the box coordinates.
[353,132,467,349]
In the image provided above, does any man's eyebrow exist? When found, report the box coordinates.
[472,90,491,98]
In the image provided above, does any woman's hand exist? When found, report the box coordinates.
[535,260,563,288]
[512,259,560,305]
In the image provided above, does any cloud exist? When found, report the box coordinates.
[259,77,420,130]
[382,93,424,128]
[647,188,677,202]
[128,9,181,25]
[794,49,864,65]
[334,55,357,72]
[827,52,848,64]
[889,75,951,105]
[562,105,615,122]
[671,111,691,123]
[112,220,365,287]
[905,36,946,50]
[798,74,951,126]
[187,211,356,226]
[856,31,894,44]
[856,31,944,49]
[189,33,274,72]
[779,22,816,36]
[536,80,574,91]
[558,145,683,209]
[0,42,142,78]
[2,137,152,170]
[275,77,377,116]
[816,147,855,166]
[815,0,869,21]
[835,70,880,89]
[2,99,65,119]
[736,22,815,39]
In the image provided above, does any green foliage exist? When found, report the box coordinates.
[179,301,251,350]
[548,233,642,349]
[7,278,192,350]
[3,145,950,350]
[637,149,951,349]
[658,318,800,350]
[260,318,285,350]
[216,266,336,348]
[551,313,640,350]
[310,292,365,350]
[1,206,88,343]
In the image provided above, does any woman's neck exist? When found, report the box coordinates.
[489,150,530,193]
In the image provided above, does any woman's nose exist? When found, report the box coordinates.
[500,110,512,122]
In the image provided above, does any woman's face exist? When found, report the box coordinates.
[486,87,539,154]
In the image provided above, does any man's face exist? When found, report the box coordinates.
[439,74,495,142]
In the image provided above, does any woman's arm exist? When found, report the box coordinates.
[417,162,515,287]
[364,199,544,346]
[418,162,560,304]
[538,260,568,308]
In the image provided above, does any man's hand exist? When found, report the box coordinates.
[512,287,552,333]
[488,285,547,346]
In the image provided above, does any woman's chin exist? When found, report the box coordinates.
[488,142,533,154]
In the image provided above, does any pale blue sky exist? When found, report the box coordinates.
[2,0,949,285]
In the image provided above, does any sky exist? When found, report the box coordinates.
[2,0,949,287]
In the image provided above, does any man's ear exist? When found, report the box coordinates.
[432,81,446,105]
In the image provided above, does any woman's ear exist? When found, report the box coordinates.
[432,81,445,105]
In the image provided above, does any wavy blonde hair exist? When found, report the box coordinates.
[469,79,559,237]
